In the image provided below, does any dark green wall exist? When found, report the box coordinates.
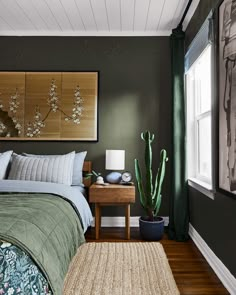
[0,37,172,217]
[186,0,236,277]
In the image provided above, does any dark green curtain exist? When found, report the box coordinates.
[168,26,189,242]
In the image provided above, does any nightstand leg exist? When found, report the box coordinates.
[125,204,130,240]
[95,204,100,240]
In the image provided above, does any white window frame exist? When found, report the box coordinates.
[186,44,215,199]
[195,111,212,184]
[194,47,212,184]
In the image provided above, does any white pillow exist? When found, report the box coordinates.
[0,150,13,179]
[23,151,87,186]
[8,152,75,185]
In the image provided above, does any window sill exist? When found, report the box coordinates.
[188,178,215,200]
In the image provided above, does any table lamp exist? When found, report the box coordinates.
[105,150,125,183]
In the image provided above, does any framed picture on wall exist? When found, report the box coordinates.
[218,0,236,196]
[0,71,98,141]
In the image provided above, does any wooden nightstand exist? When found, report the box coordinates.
[89,183,135,240]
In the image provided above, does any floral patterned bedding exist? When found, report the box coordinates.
[0,240,51,295]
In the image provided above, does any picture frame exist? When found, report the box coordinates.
[0,71,98,141]
[218,0,236,196]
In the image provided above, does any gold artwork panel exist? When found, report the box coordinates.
[0,72,98,141]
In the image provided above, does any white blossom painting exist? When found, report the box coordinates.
[0,72,98,141]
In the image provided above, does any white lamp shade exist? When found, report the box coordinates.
[105,150,125,170]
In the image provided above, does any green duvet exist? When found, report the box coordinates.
[0,193,86,295]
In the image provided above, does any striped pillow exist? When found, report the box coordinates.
[23,151,87,186]
[8,152,75,185]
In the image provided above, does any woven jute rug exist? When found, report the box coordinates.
[63,242,179,295]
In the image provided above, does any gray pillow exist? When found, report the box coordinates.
[23,151,87,186]
[72,152,87,185]
[0,150,13,179]
[8,152,75,185]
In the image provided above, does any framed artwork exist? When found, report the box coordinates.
[218,0,236,196]
[0,72,98,141]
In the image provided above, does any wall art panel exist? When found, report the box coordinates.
[0,72,98,141]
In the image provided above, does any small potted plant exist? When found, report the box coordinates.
[134,130,168,241]
[86,170,104,184]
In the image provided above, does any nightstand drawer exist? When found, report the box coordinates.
[89,184,135,203]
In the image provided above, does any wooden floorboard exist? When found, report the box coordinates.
[85,227,229,295]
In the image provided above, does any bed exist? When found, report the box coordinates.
[0,151,93,295]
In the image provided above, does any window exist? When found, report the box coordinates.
[186,45,212,187]
[186,44,212,188]
[185,10,214,198]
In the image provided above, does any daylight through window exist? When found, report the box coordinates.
[186,45,212,186]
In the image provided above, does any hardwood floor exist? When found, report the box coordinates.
[85,227,229,295]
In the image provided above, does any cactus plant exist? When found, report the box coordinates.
[135,130,168,221]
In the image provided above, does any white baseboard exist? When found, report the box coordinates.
[189,223,236,294]
[90,216,169,227]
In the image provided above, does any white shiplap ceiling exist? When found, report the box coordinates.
[0,0,200,36]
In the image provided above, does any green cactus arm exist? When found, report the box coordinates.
[141,130,154,143]
[134,159,147,209]
[144,131,153,170]
[144,131,154,199]
[146,168,153,209]
[153,194,162,217]
[152,149,168,215]
[141,132,145,141]
[153,149,167,196]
